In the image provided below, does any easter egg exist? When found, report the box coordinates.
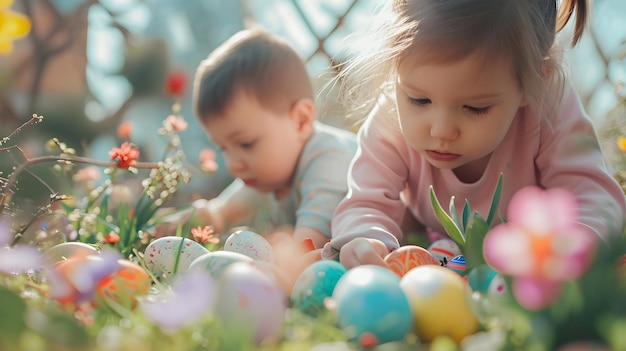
[42,242,99,268]
[144,236,209,283]
[223,230,274,262]
[96,259,151,309]
[291,260,347,316]
[47,254,121,307]
[332,265,413,346]
[446,255,467,275]
[241,260,293,296]
[467,265,507,297]
[384,245,438,277]
[189,250,253,278]
[215,261,287,346]
[427,239,462,264]
[400,265,479,343]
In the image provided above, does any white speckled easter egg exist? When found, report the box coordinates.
[144,236,209,283]
[291,260,347,316]
[42,242,99,268]
[215,261,287,346]
[223,230,274,262]
[400,265,478,343]
[427,239,462,265]
[188,250,253,278]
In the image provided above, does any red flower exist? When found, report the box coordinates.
[109,142,140,168]
[104,232,120,245]
[164,71,186,96]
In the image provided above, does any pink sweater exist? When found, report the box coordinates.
[322,83,626,259]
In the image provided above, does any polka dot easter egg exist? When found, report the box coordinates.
[427,239,462,265]
[291,260,347,316]
[400,265,478,344]
[332,265,413,347]
[384,245,438,277]
[467,265,507,297]
[144,236,209,284]
[224,230,274,262]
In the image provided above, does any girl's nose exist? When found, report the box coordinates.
[430,115,459,141]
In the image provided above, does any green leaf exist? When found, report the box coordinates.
[429,185,465,247]
[448,196,463,233]
[463,213,489,269]
[486,173,504,226]
[462,199,471,232]
[0,286,27,337]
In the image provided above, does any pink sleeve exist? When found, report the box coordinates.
[536,82,626,241]
[322,101,411,259]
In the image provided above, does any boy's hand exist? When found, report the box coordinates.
[339,237,390,269]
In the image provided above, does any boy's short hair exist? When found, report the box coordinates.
[193,28,313,122]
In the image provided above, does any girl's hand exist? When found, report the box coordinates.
[339,237,390,269]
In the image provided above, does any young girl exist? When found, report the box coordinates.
[322,0,626,268]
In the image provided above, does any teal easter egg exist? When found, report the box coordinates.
[144,236,209,283]
[468,265,507,296]
[332,265,413,347]
[291,260,347,316]
[446,255,466,274]
[188,250,253,278]
[427,239,462,264]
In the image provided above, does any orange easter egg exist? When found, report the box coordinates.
[97,259,151,309]
[384,245,439,277]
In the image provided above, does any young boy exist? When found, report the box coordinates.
[179,28,357,248]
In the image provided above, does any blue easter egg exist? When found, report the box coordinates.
[332,265,413,346]
[446,255,466,274]
[291,260,347,316]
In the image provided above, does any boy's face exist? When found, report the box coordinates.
[395,50,526,182]
[204,90,309,198]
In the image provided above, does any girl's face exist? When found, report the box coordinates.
[395,50,526,183]
[204,90,310,198]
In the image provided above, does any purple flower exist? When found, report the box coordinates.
[0,245,42,274]
[139,270,216,333]
[483,186,596,310]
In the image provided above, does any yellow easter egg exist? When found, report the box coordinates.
[400,265,478,344]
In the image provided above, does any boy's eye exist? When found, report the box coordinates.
[240,141,255,149]
[464,105,491,115]
[409,97,431,106]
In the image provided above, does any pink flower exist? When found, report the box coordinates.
[165,114,188,132]
[117,121,133,139]
[74,166,101,182]
[199,148,218,172]
[483,186,596,310]
[191,226,219,244]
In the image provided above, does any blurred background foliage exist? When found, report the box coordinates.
[1,0,624,208]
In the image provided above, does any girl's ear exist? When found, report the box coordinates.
[290,98,316,138]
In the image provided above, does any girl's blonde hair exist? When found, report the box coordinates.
[334,0,589,125]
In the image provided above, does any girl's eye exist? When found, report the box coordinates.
[409,98,431,106]
[464,105,491,115]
